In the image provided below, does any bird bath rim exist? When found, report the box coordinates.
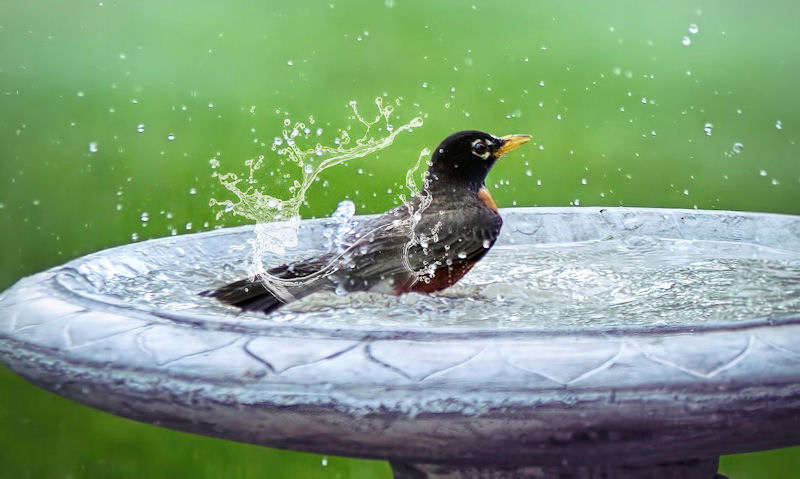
[41,206,800,340]
[2,206,800,478]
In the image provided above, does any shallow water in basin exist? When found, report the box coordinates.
[97,235,800,330]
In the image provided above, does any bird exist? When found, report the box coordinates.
[201,130,531,314]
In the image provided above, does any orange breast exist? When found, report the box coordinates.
[399,260,478,294]
[477,186,498,212]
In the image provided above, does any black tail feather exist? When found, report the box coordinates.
[199,278,286,314]
[201,253,336,314]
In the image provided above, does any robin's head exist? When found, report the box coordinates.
[426,130,531,189]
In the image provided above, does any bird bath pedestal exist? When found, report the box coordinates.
[1,207,799,478]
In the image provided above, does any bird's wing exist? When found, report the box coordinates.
[338,203,500,283]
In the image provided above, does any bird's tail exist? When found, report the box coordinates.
[199,277,290,314]
[200,254,336,314]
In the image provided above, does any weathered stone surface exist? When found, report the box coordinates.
[1,207,799,477]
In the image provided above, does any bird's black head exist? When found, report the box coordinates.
[426,130,531,191]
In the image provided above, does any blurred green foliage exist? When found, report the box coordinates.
[1,0,798,477]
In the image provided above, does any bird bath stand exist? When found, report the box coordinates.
[1,207,799,478]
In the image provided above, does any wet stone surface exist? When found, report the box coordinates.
[1,207,799,474]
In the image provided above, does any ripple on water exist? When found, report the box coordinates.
[100,236,800,331]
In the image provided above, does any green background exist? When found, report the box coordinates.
[1,1,799,477]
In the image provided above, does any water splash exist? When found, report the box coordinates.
[210,97,422,223]
[209,97,424,298]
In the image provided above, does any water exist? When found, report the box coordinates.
[99,235,800,331]
[207,97,424,286]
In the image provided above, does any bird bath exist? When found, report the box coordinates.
[1,207,799,478]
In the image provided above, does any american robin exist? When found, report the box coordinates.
[202,130,531,314]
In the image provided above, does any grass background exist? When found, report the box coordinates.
[1,0,798,477]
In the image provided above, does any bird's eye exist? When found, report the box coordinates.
[471,140,490,159]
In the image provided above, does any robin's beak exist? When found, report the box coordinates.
[496,134,532,156]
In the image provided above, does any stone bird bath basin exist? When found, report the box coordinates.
[1,207,799,478]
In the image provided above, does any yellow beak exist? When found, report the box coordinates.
[496,134,532,156]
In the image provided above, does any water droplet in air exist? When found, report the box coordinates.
[287,60,294,66]
[581,178,587,185]
[482,239,491,249]
[771,178,780,185]
[167,133,175,141]
[131,233,138,241]
[732,142,743,154]
[185,222,193,230]
[77,91,85,97]
[688,24,699,34]
[140,212,149,222]
[457,251,467,259]
[332,200,355,223]
[136,124,145,133]
[88,141,98,153]
[703,122,713,136]
[759,169,767,177]
[682,36,691,46]
[775,120,783,130]
[525,170,532,177]
[384,0,394,7]
[189,187,197,195]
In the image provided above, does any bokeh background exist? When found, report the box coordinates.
[1,1,799,477]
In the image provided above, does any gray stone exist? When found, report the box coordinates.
[1,207,799,478]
